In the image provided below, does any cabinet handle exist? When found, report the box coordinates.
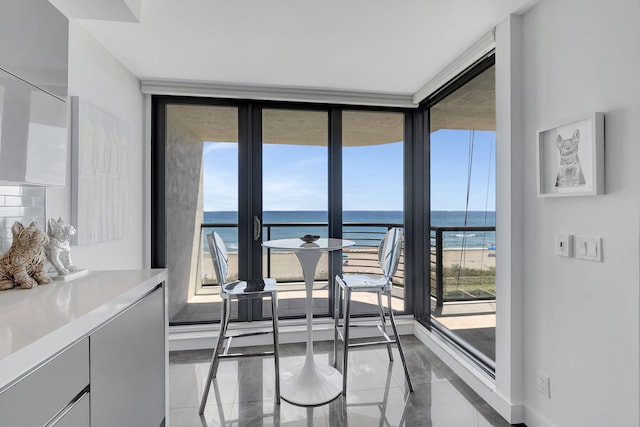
[253,216,261,241]
[44,387,89,427]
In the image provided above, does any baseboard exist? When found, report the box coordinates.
[412,322,525,425]
[523,406,556,427]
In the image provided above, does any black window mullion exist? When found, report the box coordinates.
[402,110,419,317]
[408,107,429,321]
[249,103,266,321]
[150,96,166,269]
[236,102,253,321]
[328,107,343,316]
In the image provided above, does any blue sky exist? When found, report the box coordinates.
[430,129,496,211]
[203,129,495,212]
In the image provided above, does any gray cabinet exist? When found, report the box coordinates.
[0,272,166,427]
[0,68,67,186]
[0,0,69,99]
[0,0,68,186]
[90,286,165,427]
[0,338,89,426]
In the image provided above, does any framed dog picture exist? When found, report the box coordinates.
[536,112,604,197]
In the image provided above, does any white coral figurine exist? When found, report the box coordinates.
[45,217,78,276]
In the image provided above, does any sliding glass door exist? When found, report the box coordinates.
[153,98,411,326]
[261,108,330,319]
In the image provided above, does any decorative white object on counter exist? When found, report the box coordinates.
[0,221,51,290]
[45,217,88,280]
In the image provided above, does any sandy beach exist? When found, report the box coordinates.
[201,247,495,284]
[202,251,336,283]
[439,248,496,271]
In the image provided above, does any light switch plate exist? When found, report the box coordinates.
[575,236,602,262]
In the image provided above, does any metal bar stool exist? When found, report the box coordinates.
[333,228,413,395]
[199,232,280,414]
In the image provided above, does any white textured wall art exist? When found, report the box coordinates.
[71,97,129,244]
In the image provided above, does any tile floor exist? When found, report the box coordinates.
[169,336,515,426]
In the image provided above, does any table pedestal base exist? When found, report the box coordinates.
[280,360,342,406]
[262,238,354,407]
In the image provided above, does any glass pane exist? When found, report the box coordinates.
[429,64,496,365]
[342,110,405,315]
[202,141,239,285]
[262,108,328,319]
[166,104,239,324]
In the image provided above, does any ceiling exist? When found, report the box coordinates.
[55,0,537,96]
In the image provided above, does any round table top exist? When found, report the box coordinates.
[262,238,355,251]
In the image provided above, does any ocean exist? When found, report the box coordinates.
[202,211,496,252]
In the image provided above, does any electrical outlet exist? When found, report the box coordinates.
[537,372,550,398]
[556,234,573,257]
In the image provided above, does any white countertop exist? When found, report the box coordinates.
[0,269,167,392]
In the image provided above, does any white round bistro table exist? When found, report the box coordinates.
[262,237,355,406]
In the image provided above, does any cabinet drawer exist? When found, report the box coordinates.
[0,337,89,426]
[48,391,90,427]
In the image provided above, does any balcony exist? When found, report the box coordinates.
[193,222,406,321]
[171,220,496,365]
[179,221,494,314]
[429,225,496,306]
[429,225,496,364]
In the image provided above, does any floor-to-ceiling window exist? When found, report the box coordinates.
[341,110,408,315]
[425,57,497,370]
[152,79,496,374]
[152,98,412,326]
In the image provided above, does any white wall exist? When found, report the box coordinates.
[47,21,145,270]
[516,0,640,425]
[495,13,525,422]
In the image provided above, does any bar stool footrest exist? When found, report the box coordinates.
[219,350,276,359]
[347,340,397,349]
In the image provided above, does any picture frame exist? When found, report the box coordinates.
[536,112,604,197]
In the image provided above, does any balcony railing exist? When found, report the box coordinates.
[199,222,404,286]
[430,226,496,307]
[197,222,495,304]
[342,223,405,286]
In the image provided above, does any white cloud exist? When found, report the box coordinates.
[263,175,328,210]
[203,169,238,211]
[203,142,237,154]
